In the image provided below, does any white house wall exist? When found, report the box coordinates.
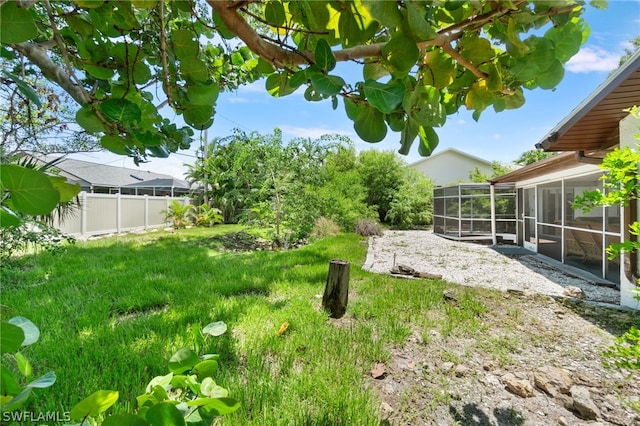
[411,151,493,186]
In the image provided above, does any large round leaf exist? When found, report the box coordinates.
[76,106,105,133]
[0,322,24,354]
[145,402,186,426]
[195,397,241,416]
[168,348,199,374]
[265,72,297,97]
[70,390,119,421]
[309,72,345,96]
[100,135,132,155]
[180,57,209,83]
[203,321,227,336]
[172,29,199,59]
[8,317,39,346]
[183,104,214,129]
[25,372,56,389]
[354,106,387,142]
[0,165,60,216]
[48,176,81,203]
[362,80,405,114]
[0,206,20,228]
[187,83,219,106]
[99,99,142,124]
[314,38,336,72]
[0,2,38,44]
[381,34,420,74]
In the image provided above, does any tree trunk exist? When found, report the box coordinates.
[322,259,350,318]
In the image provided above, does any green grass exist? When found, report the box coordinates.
[0,226,525,424]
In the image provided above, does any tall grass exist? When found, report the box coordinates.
[1,226,492,424]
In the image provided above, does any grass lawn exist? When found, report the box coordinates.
[4,225,630,425]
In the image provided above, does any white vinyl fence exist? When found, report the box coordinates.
[53,192,194,238]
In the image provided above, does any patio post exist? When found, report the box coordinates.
[490,183,497,245]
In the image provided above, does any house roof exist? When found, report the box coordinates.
[490,152,580,184]
[36,155,190,189]
[537,49,640,153]
[408,147,492,167]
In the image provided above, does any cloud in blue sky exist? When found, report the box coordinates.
[566,46,620,73]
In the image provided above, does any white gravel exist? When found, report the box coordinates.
[362,230,621,305]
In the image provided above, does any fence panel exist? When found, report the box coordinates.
[53,192,193,238]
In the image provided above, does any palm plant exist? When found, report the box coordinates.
[161,200,194,229]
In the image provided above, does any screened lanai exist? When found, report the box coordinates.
[490,152,621,285]
[433,183,517,242]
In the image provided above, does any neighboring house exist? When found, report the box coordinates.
[489,50,640,310]
[33,155,191,196]
[409,148,493,186]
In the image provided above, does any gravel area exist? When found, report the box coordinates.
[363,230,621,305]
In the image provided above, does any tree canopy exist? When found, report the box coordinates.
[1,0,603,162]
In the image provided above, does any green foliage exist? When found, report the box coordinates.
[1,1,599,161]
[0,219,75,262]
[515,149,557,166]
[313,145,376,231]
[386,168,434,229]
[192,204,223,228]
[161,200,194,229]
[468,161,515,183]
[0,315,56,414]
[603,327,640,371]
[68,322,239,426]
[357,150,407,221]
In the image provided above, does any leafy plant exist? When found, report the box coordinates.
[603,327,640,371]
[0,315,56,414]
[386,168,434,229]
[161,200,195,229]
[0,218,75,262]
[192,204,223,228]
[1,1,599,160]
[69,321,239,426]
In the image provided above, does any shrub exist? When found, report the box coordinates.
[0,220,75,262]
[311,216,340,238]
[355,219,384,237]
[386,168,434,229]
[161,200,194,229]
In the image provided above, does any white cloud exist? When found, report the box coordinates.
[279,125,354,139]
[492,133,501,140]
[566,46,620,73]
[226,97,252,104]
[456,119,466,125]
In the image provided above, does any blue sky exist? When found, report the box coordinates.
[72,1,640,179]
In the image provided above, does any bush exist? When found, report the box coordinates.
[386,168,434,229]
[355,219,384,237]
[311,216,340,238]
[0,220,75,262]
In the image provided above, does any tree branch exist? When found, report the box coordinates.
[10,42,87,105]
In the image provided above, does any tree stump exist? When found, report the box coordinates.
[322,259,350,318]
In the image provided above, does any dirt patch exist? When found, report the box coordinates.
[368,293,639,425]
[197,232,273,252]
[364,231,639,425]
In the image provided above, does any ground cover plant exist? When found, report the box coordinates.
[1,226,638,425]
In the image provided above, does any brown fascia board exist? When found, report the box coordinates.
[489,152,579,184]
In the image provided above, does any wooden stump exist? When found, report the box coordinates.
[322,259,350,318]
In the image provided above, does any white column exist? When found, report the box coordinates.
[490,184,497,245]
[619,113,640,309]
